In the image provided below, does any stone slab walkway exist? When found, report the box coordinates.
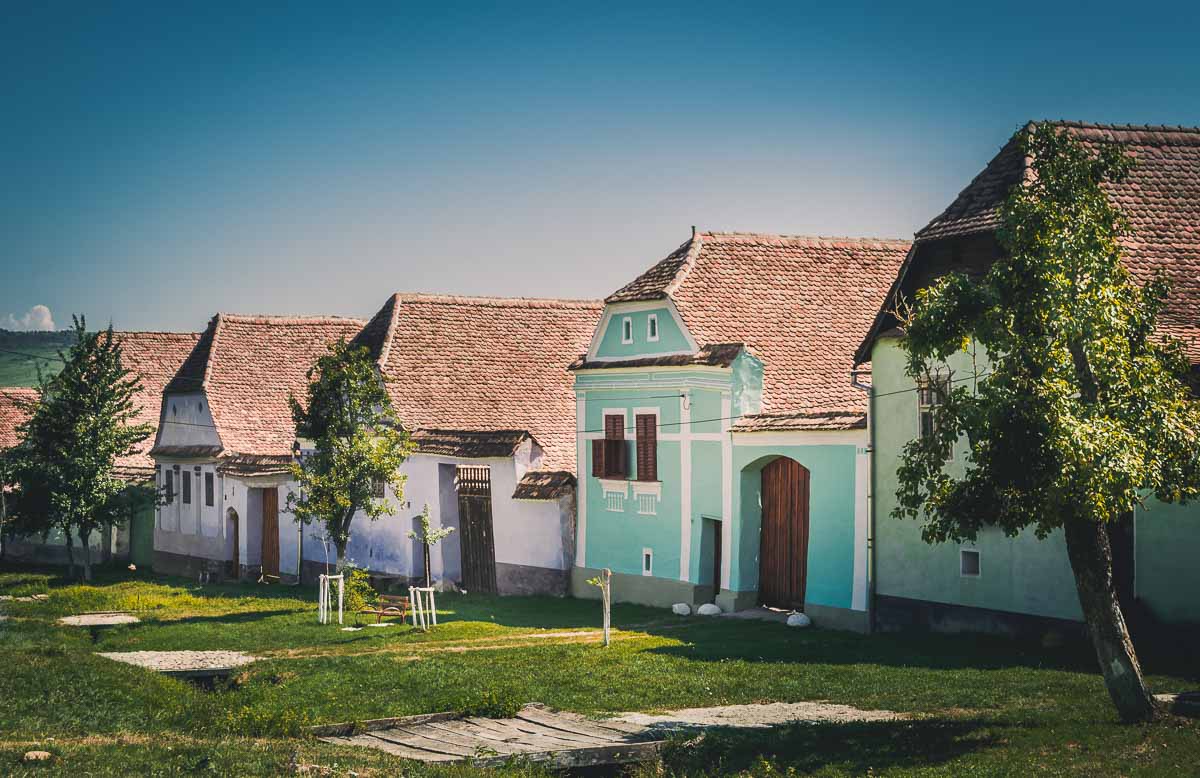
[613,701,901,731]
[59,612,140,627]
[97,650,257,677]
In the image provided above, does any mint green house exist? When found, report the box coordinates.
[570,230,909,631]
[857,122,1200,635]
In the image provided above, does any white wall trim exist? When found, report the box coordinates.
[642,547,654,576]
[679,392,692,581]
[620,316,634,344]
[598,478,630,496]
[851,445,869,611]
[631,480,662,498]
[575,394,587,568]
[731,429,869,447]
[720,394,733,591]
[646,313,659,342]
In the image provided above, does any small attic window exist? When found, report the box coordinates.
[647,314,659,342]
[621,317,633,344]
[198,401,204,413]
[172,403,177,417]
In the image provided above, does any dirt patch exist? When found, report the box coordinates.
[613,701,904,730]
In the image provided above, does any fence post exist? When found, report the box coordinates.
[601,568,611,647]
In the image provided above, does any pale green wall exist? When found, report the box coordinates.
[594,307,692,359]
[1135,500,1200,623]
[871,335,1200,624]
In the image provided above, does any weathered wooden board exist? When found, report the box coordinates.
[315,704,662,768]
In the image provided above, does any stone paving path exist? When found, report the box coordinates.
[59,612,140,626]
[97,650,257,677]
[613,701,902,730]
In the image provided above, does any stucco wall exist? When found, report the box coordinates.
[592,303,693,360]
[869,336,1200,625]
[301,452,575,586]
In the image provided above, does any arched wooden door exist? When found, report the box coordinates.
[758,457,811,609]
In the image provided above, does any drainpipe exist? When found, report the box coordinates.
[850,369,875,634]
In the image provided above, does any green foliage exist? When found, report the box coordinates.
[450,686,523,719]
[286,338,416,567]
[342,565,378,613]
[408,503,455,546]
[895,124,1200,543]
[5,318,154,575]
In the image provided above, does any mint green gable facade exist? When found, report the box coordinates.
[572,300,871,631]
[870,334,1200,630]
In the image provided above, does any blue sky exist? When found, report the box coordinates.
[3,1,1199,331]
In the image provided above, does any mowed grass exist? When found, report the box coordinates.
[2,566,1199,776]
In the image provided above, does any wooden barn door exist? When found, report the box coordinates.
[261,488,280,578]
[758,458,811,610]
[456,466,497,594]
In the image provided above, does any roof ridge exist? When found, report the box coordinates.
[113,330,202,337]
[394,292,602,309]
[200,315,224,390]
[1039,119,1200,135]
[699,230,912,247]
[215,313,368,325]
[662,232,704,298]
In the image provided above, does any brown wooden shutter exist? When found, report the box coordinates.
[605,414,624,440]
[610,438,628,478]
[636,414,657,481]
[591,438,606,477]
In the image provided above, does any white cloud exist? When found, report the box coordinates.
[1,305,57,331]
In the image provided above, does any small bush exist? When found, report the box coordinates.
[342,567,377,614]
[453,687,523,719]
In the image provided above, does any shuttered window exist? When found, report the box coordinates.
[182,471,191,505]
[205,472,215,507]
[165,470,175,504]
[635,414,657,482]
[593,414,628,478]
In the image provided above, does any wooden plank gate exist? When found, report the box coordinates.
[261,488,280,579]
[758,457,810,610]
[456,466,497,594]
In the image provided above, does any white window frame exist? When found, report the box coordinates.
[637,492,657,515]
[960,548,981,578]
[646,313,659,342]
[621,316,633,345]
[918,374,953,461]
[642,547,653,576]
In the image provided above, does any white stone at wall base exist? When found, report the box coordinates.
[786,612,812,628]
[696,603,722,616]
[672,603,691,616]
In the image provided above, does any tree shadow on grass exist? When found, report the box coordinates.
[652,715,1010,776]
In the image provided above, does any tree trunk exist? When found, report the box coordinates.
[1063,516,1159,722]
[64,528,76,581]
[423,542,432,588]
[335,542,347,573]
[80,530,93,582]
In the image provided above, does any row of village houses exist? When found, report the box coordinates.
[2,121,1199,636]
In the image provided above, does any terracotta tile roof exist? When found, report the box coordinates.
[512,470,576,500]
[611,232,909,418]
[116,332,202,476]
[164,314,366,459]
[860,122,1200,364]
[409,429,534,459]
[216,454,294,477]
[570,343,746,371]
[0,387,37,450]
[731,409,867,432]
[366,294,602,470]
[0,333,197,478]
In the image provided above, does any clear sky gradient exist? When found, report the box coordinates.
[4,1,1199,331]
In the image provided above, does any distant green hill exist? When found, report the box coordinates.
[0,330,73,387]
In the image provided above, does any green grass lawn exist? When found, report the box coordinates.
[1,566,1198,776]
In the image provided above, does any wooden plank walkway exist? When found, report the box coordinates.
[313,704,663,768]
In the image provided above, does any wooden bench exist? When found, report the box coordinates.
[360,594,409,624]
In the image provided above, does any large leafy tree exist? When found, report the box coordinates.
[895,124,1200,722]
[8,318,154,580]
[287,339,415,572]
